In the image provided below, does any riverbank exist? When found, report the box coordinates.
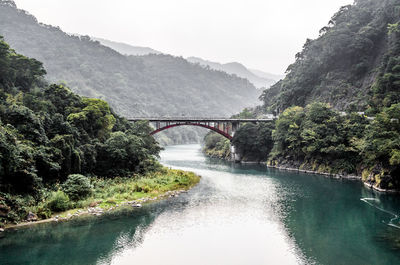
[266,164,360,180]
[267,163,400,193]
[1,168,200,231]
[266,158,400,193]
[203,149,400,193]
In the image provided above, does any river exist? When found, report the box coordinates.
[1,144,400,265]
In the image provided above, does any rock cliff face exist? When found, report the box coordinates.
[259,0,400,114]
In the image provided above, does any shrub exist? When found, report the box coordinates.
[47,191,70,212]
[36,206,52,219]
[62,174,93,201]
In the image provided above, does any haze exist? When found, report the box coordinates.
[13,0,353,75]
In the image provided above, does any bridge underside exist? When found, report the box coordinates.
[150,121,235,140]
[128,117,275,141]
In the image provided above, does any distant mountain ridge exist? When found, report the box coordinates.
[0,0,262,144]
[92,37,162,56]
[186,56,281,89]
[249,68,284,83]
[90,35,282,89]
[0,1,260,118]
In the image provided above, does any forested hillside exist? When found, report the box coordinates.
[93,37,162,56]
[204,0,400,191]
[259,0,400,114]
[0,0,259,120]
[0,36,188,225]
[186,57,278,89]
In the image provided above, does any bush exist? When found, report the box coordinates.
[62,174,93,201]
[47,191,70,212]
[36,205,52,219]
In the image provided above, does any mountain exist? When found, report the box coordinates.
[0,0,261,145]
[249,69,284,83]
[259,0,400,114]
[93,38,281,89]
[186,56,278,88]
[204,0,400,190]
[0,3,260,117]
[91,37,162,56]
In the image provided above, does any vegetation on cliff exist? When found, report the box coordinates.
[205,102,400,189]
[0,0,261,145]
[204,0,400,190]
[259,0,400,114]
[0,37,199,226]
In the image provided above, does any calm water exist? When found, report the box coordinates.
[1,144,400,265]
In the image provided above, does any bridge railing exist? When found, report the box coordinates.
[127,117,276,122]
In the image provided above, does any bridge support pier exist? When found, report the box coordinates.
[230,144,241,162]
[128,117,274,163]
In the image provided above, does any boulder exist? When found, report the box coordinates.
[0,204,10,217]
[26,212,38,222]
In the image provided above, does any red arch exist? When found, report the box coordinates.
[150,123,232,140]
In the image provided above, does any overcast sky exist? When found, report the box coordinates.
[14,0,353,75]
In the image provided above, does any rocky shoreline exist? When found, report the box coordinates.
[267,164,400,194]
[267,164,361,180]
[2,189,187,232]
[205,151,400,194]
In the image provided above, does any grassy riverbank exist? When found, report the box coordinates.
[0,168,200,229]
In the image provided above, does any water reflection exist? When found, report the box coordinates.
[0,204,168,265]
[2,144,400,265]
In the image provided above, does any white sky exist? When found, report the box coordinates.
[13,0,353,75]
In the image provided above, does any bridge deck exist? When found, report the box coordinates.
[128,117,275,122]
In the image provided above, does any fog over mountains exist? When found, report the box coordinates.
[186,57,282,89]
[92,37,162,56]
[0,1,260,118]
[93,36,282,89]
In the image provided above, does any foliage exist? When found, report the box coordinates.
[0,37,162,195]
[46,191,70,212]
[90,168,200,202]
[232,122,274,161]
[61,174,93,201]
[360,103,400,187]
[203,132,231,159]
[259,0,400,113]
[270,103,371,173]
[0,1,261,144]
[209,101,400,188]
[237,0,400,188]
[0,37,165,223]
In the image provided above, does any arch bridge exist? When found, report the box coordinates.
[128,117,275,140]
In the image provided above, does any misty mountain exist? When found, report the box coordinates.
[0,1,260,120]
[93,36,281,89]
[92,37,162,56]
[248,68,284,83]
[259,0,400,114]
[186,56,279,88]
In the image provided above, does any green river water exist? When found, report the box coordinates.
[1,144,400,265]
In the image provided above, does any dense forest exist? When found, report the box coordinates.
[259,0,400,114]
[204,0,400,190]
[0,37,199,226]
[0,1,259,117]
[0,0,261,145]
